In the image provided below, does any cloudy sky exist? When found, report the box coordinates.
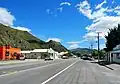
[0,0,120,49]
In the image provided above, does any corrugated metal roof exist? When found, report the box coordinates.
[21,51,32,53]
[32,49,48,52]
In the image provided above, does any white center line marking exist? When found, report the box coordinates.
[41,60,79,84]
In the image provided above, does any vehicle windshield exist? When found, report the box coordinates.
[0,0,120,84]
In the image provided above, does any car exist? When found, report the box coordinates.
[82,56,89,60]
[44,57,53,61]
[73,55,77,58]
[62,56,68,59]
[16,53,25,60]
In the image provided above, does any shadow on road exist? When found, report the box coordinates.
[90,61,114,70]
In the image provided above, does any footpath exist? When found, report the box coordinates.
[94,59,120,71]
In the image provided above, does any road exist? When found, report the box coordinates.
[0,58,120,84]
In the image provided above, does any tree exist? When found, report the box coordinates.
[105,24,120,52]
[76,53,81,57]
[92,50,98,58]
[92,50,106,59]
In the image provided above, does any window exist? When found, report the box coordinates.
[14,52,17,56]
[116,53,120,59]
[6,51,9,56]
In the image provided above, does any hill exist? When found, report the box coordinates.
[0,24,68,52]
[71,48,94,55]
[42,40,68,53]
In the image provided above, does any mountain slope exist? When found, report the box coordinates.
[0,24,68,52]
[71,48,93,55]
[42,40,68,52]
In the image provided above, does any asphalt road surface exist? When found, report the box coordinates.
[0,58,120,84]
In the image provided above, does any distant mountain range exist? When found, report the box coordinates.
[71,48,94,55]
[0,24,68,52]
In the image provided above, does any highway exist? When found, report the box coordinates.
[0,58,120,84]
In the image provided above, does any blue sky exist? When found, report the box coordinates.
[0,0,120,49]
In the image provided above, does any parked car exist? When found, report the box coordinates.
[44,57,53,61]
[62,56,68,59]
[73,55,77,58]
[82,55,89,60]
[16,53,25,60]
[19,55,25,60]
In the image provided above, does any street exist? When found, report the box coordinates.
[0,58,120,84]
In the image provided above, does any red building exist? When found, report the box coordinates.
[0,45,21,60]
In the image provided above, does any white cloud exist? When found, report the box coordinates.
[46,38,61,42]
[67,41,81,44]
[47,2,71,16]
[75,0,92,19]
[100,44,106,49]
[83,31,105,41]
[67,40,86,44]
[76,0,120,41]
[114,10,120,15]
[112,0,115,4]
[115,6,120,10]
[83,32,97,40]
[92,7,108,21]
[60,2,71,6]
[94,43,106,49]
[95,0,107,9]
[69,44,79,49]
[67,40,87,49]
[46,9,53,15]
[0,7,32,32]
[57,7,63,12]
[13,26,31,32]
[87,16,120,35]
[46,9,50,14]
[0,7,15,26]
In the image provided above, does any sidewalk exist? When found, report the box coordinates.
[106,64,120,70]
[0,59,43,65]
[93,59,120,70]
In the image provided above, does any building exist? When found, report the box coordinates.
[105,45,120,63]
[21,48,60,59]
[20,51,32,59]
[54,51,60,59]
[0,45,21,60]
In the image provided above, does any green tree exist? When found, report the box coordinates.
[76,53,81,57]
[92,50,98,58]
[105,24,120,52]
[92,50,106,59]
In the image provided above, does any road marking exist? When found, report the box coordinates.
[0,60,70,78]
[0,71,18,77]
[41,60,79,84]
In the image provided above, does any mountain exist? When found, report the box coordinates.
[0,24,68,52]
[42,40,68,53]
[71,48,93,55]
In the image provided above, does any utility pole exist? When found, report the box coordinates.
[90,43,93,50]
[97,32,100,62]
[90,42,93,58]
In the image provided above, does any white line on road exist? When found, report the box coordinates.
[41,60,79,84]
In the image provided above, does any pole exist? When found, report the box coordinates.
[98,32,100,62]
[90,43,93,57]
[91,43,93,50]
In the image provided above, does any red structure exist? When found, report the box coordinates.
[0,45,21,60]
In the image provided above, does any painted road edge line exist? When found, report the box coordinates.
[41,60,79,84]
